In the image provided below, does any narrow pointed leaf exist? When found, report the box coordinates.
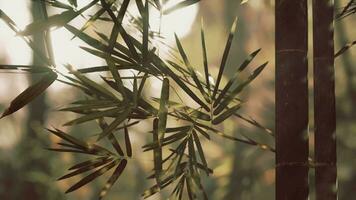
[65,160,117,193]
[99,159,127,199]
[158,78,170,142]
[212,103,241,124]
[124,126,132,157]
[214,62,267,113]
[1,72,57,118]
[212,17,238,99]
[163,0,200,15]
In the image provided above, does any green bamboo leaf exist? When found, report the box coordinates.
[79,8,106,33]
[214,62,267,114]
[212,17,238,99]
[0,64,51,73]
[124,126,132,157]
[99,159,127,199]
[101,0,140,62]
[66,64,119,101]
[65,25,133,62]
[334,40,356,58]
[200,19,210,94]
[160,65,210,111]
[192,131,209,175]
[46,148,89,154]
[68,157,112,170]
[46,128,88,149]
[1,72,57,118]
[63,107,124,126]
[58,157,114,180]
[59,101,120,112]
[158,78,170,142]
[174,34,209,103]
[142,0,149,66]
[163,0,200,15]
[97,108,131,141]
[212,104,241,124]
[65,160,118,193]
[143,130,186,151]
[213,48,261,107]
[98,118,125,156]
[152,118,162,183]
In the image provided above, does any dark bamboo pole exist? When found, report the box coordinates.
[312,0,337,199]
[276,0,309,199]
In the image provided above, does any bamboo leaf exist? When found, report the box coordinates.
[214,62,267,114]
[98,118,125,156]
[65,160,117,193]
[1,72,57,118]
[152,118,162,183]
[192,131,209,175]
[46,128,88,149]
[158,78,170,142]
[163,0,200,15]
[200,19,210,94]
[334,40,356,58]
[58,157,114,180]
[212,103,241,124]
[68,157,112,170]
[97,108,131,141]
[63,107,124,126]
[213,48,261,107]
[124,126,132,157]
[99,159,127,199]
[212,17,238,99]
[174,34,209,102]
[66,64,119,101]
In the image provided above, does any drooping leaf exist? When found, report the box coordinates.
[1,72,57,118]
[65,160,118,193]
[192,131,209,175]
[152,118,162,184]
[68,157,112,170]
[124,126,132,157]
[58,157,114,180]
[98,118,125,156]
[99,159,127,199]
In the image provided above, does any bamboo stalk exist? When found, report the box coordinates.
[313,0,337,199]
[275,0,309,199]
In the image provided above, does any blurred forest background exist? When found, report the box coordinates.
[0,0,355,199]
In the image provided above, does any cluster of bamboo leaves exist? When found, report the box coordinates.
[0,0,275,199]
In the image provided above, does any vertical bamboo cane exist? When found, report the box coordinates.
[313,0,337,199]
[276,0,309,199]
